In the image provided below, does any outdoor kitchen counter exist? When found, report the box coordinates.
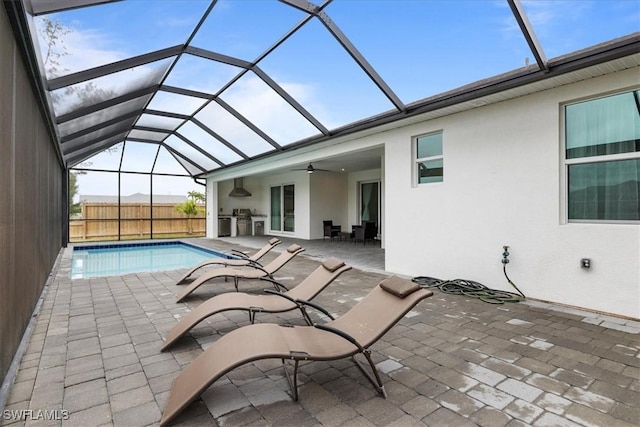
[217,214,269,236]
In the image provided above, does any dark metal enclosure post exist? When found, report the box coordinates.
[118,173,121,241]
[150,176,153,239]
[62,169,69,247]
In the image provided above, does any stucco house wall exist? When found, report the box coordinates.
[310,173,349,240]
[205,64,638,318]
[383,67,639,319]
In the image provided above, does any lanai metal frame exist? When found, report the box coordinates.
[7,0,636,182]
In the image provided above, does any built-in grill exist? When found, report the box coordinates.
[233,209,252,236]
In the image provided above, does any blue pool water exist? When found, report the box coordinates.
[71,242,229,279]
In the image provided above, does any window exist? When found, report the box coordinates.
[565,90,640,222]
[415,132,443,184]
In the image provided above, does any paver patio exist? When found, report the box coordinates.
[1,237,638,427]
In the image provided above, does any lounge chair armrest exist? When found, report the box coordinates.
[258,277,289,291]
[219,259,261,268]
[230,249,250,259]
[202,259,263,268]
[201,260,228,267]
[234,262,270,274]
[314,324,365,352]
[263,288,296,302]
[241,259,264,268]
[295,299,335,320]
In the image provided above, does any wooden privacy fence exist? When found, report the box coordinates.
[70,202,206,241]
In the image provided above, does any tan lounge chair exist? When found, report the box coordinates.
[160,276,433,426]
[175,244,305,302]
[175,238,281,285]
[162,257,351,351]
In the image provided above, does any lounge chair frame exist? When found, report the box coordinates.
[161,258,349,351]
[175,238,281,286]
[281,323,387,401]
[253,287,336,325]
[160,276,433,427]
[175,244,305,302]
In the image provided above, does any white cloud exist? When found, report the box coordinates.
[36,17,171,116]
[35,16,124,78]
[220,74,321,144]
[524,1,594,32]
[39,15,337,196]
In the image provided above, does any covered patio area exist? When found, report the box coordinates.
[2,238,638,427]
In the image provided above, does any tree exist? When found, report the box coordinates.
[40,18,119,219]
[39,18,116,107]
[68,171,82,216]
[40,18,71,79]
[175,191,206,235]
[187,191,205,204]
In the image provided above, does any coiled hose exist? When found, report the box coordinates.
[412,265,525,305]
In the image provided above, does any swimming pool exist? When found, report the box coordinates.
[71,241,230,279]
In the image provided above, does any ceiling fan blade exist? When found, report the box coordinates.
[290,163,331,172]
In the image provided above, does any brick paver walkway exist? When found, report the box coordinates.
[1,238,638,427]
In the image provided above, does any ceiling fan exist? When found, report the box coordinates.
[291,163,331,174]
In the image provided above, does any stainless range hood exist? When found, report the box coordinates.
[228,178,252,197]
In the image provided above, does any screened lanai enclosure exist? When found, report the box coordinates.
[6,0,638,242]
[68,144,207,242]
[2,0,639,394]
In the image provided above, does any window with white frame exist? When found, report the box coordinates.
[565,90,640,222]
[415,131,443,184]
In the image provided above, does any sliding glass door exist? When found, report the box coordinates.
[270,186,281,231]
[271,184,295,232]
[360,181,379,225]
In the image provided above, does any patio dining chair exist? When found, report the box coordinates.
[174,238,282,286]
[160,276,433,426]
[353,221,377,245]
[175,244,305,302]
[323,220,341,241]
[162,257,351,350]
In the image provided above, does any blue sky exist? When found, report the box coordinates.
[44,0,640,93]
[35,0,639,197]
